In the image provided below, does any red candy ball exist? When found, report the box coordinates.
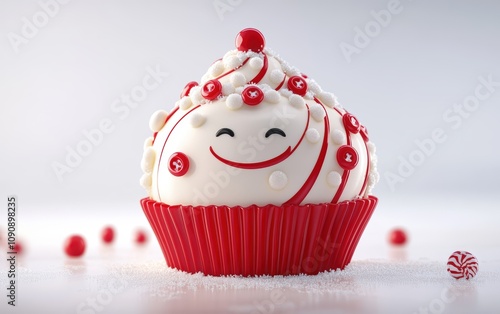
[64,235,86,257]
[13,242,23,254]
[388,228,407,246]
[101,226,115,244]
[135,230,147,245]
[235,28,265,52]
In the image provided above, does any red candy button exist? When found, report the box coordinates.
[241,86,264,106]
[336,145,359,170]
[342,113,360,134]
[287,76,308,96]
[180,81,198,98]
[360,125,369,141]
[201,79,222,100]
[235,28,265,52]
[168,152,190,176]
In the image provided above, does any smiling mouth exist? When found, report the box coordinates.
[209,146,292,169]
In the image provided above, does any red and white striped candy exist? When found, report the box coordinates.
[447,251,478,280]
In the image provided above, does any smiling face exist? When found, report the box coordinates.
[208,101,309,170]
[150,92,316,206]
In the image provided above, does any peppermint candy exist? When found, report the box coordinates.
[447,251,478,280]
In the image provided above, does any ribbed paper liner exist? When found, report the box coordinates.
[141,196,377,276]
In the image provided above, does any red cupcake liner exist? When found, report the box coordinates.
[141,196,377,276]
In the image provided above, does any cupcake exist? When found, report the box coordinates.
[140,28,379,276]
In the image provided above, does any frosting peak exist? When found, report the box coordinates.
[140,29,379,206]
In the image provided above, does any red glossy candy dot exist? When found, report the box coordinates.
[241,86,264,106]
[101,226,115,244]
[447,251,478,280]
[180,81,198,98]
[201,79,222,100]
[388,228,407,246]
[13,242,23,254]
[135,230,147,245]
[287,76,308,96]
[336,145,359,170]
[168,152,190,176]
[342,113,360,134]
[235,28,265,52]
[64,235,86,257]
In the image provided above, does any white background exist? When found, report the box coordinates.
[1,1,500,313]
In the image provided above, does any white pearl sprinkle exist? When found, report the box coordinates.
[149,110,168,132]
[225,55,242,69]
[306,128,321,143]
[264,90,280,104]
[269,171,288,190]
[249,57,263,69]
[143,137,153,150]
[310,103,325,121]
[331,129,346,145]
[270,69,284,84]
[367,141,376,154]
[279,88,292,98]
[230,72,246,87]
[226,94,243,110]
[222,83,235,96]
[190,112,206,128]
[289,94,305,109]
[179,96,193,110]
[209,60,224,77]
[189,86,203,105]
[327,171,342,187]
[141,147,156,173]
[308,79,322,94]
[318,92,336,108]
[140,172,152,189]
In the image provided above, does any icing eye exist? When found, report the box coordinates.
[216,128,235,137]
[265,128,286,138]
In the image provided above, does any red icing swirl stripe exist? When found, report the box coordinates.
[274,73,286,91]
[156,105,201,201]
[284,104,330,205]
[248,54,268,84]
[213,57,250,80]
[331,113,351,204]
[357,140,370,197]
